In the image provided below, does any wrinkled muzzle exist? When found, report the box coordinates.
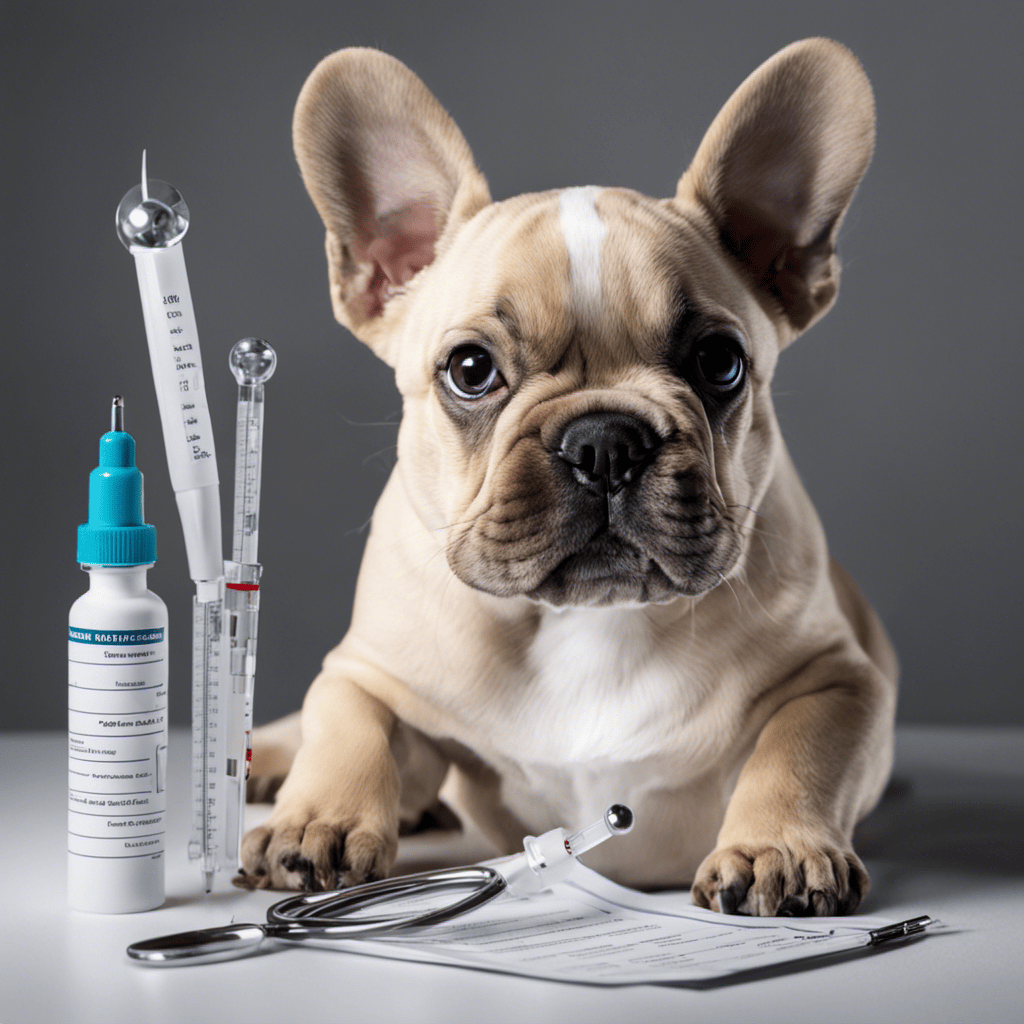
[447,407,742,607]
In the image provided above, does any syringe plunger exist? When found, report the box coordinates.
[116,151,189,251]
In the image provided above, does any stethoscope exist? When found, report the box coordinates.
[127,804,634,965]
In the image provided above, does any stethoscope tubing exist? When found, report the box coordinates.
[127,865,508,966]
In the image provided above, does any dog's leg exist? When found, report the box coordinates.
[691,649,896,916]
[246,711,303,803]
[392,721,460,835]
[235,664,401,890]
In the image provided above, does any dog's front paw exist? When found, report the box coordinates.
[691,839,869,917]
[234,809,398,892]
[246,712,303,804]
[234,737,400,891]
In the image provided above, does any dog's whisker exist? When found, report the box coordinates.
[722,517,788,584]
[718,570,742,610]
[726,503,770,522]
[343,513,375,538]
[339,414,401,429]
[361,443,398,467]
[732,567,785,627]
[427,513,490,534]
[724,520,781,546]
[721,511,787,547]
[717,571,765,625]
[740,527,783,580]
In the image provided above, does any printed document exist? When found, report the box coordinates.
[306,864,922,985]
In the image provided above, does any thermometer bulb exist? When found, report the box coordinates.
[229,338,277,386]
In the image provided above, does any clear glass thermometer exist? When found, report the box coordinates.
[117,152,226,893]
[222,339,277,869]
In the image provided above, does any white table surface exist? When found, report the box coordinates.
[1,726,1021,1024]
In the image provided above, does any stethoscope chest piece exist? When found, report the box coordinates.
[128,923,268,965]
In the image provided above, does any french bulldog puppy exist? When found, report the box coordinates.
[239,38,897,917]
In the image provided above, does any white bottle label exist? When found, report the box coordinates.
[68,627,168,863]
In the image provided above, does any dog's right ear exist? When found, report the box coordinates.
[294,49,491,365]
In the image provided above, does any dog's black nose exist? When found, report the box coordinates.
[557,412,661,494]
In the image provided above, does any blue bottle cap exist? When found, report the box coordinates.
[77,398,157,566]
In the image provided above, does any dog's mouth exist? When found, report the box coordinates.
[525,531,679,607]
[450,506,738,607]
[525,520,733,607]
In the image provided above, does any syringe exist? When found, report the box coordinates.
[117,153,225,892]
[222,338,276,869]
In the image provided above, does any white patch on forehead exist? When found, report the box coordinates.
[558,186,606,326]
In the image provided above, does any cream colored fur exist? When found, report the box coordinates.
[238,39,897,917]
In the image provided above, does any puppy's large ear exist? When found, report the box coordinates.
[294,49,491,364]
[676,38,875,340]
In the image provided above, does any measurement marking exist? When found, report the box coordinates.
[68,706,167,716]
[69,831,164,840]
[69,730,165,738]
[68,684,163,692]
[68,659,164,666]
[69,809,164,817]
[69,757,148,763]
[68,851,163,860]
[69,789,152,796]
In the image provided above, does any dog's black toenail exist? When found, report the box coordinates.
[848,869,863,899]
[719,888,739,914]
[810,889,838,916]
[778,896,805,917]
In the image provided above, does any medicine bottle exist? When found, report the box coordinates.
[69,397,168,913]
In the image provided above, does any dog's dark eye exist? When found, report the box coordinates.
[694,335,746,392]
[446,345,504,399]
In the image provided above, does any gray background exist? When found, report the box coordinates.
[5,0,1021,729]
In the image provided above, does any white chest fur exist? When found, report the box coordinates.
[506,606,698,763]
[476,605,737,865]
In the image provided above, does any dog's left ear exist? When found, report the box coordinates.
[675,38,875,341]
